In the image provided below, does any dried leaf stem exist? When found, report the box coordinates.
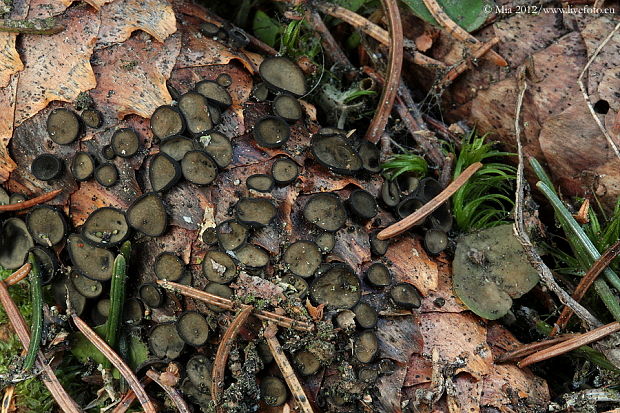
[0,280,82,413]
[71,314,156,413]
[421,0,507,67]
[0,18,64,35]
[3,263,31,286]
[377,162,482,239]
[111,376,153,413]
[551,239,620,336]
[211,306,253,410]
[495,334,578,363]
[0,189,61,212]
[145,369,190,413]
[264,324,314,413]
[158,280,314,332]
[519,322,620,367]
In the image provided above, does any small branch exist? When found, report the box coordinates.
[111,377,153,413]
[264,324,315,413]
[577,22,620,161]
[0,18,64,35]
[422,114,462,147]
[495,334,577,363]
[145,369,190,413]
[71,314,156,413]
[439,37,501,87]
[0,189,61,212]
[0,281,82,413]
[551,239,620,336]
[377,162,482,239]
[519,322,620,368]
[363,0,403,144]
[513,66,602,330]
[421,0,507,67]
[211,306,253,411]
[306,10,353,70]
[3,263,31,286]
[158,280,314,332]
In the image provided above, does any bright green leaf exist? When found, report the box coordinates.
[400,0,492,33]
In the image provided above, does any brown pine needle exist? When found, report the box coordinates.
[3,263,31,286]
[158,280,314,332]
[0,189,61,212]
[146,369,190,413]
[0,280,82,413]
[70,314,156,413]
[377,162,483,239]
[495,334,578,363]
[551,239,620,336]
[211,306,253,411]
[519,322,620,368]
[421,0,507,67]
[111,377,153,413]
[264,324,315,413]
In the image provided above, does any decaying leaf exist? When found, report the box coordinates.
[452,224,539,320]
[385,236,439,296]
[0,33,22,88]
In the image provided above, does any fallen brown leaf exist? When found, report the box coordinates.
[305,299,324,321]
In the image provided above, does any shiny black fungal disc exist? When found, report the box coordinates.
[357,140,381,173]
[293,350,320,376]
[260,376,288,407]
[91,299,110,325]
[310,263,361,309]
[0,187,8,205]
[216,220,248,251]
[417,177,443,202]
[424,229,449,255]
[203,283,233,312]
[389,282,421,309]
[347,189,378,220]
[123,298,145,325]
[26,205,67,246]
[80,109,103,128]
[202,250,237,283]
[47,108,80,144]
[149,152,181,192]
[253,116,290,148]
[246,174,274,193]
[52,275,86,316]
[370,230,389,256]
[252,83,269,101]
[396,172,419,196]
[176,311,210,346]
[71,151,95,181]
[66,233,114,281]
[178,92,213,137]
[9,194,26,204]
[234,244,270,268]
[195,80,232,108]
[151,105,186,140]
[358,367,378,383]
[186,355,213,393]
[311,134,362,175]
[365,262,391,288]
[354,330,379,363]
[160,135,198,161]
[181,150,218,185]
[208,104,221,125]
[235,197,277,228]
[216,73,233,88]
[303,193,347,232]
[273,93,302,123]
[139,283,166,308]
[81,207,129,247]
[111,128,140,158]
[148,322,185,359]
[353,302,378,329]
[31,154,63,181]
[0,218,34,270]
[200,132,233,168]
[283,240,322,278]
[154,252,185,282]
[94,163,119,187]
[126,192,168,237]
[30,246,57,285]
[315,232,335,253]
[259,56,307,97]
[380,180,400,207]
[271,157,299,185]
[281,274,308,299]
[70,271,103,298]
[102,144,116,160]
[396,195,426,224]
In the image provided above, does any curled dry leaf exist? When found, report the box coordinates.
[0,33,23,88]
[305,299,324,321]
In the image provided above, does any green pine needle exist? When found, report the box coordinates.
[381,153,428,180]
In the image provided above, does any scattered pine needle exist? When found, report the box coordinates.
[0,189,61,212]
[146,369,190,413]
[495,334,578,363]
[111,377,153,413]
[3,263,31,286]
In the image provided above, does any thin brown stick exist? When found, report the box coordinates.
[145,369,190,413]
[264,324,314,413]
[519,322,620,368]
[377,162,483,239]
[513,66,601,329]
[0,18,64,35]
[307,10,353,70]
[551,239,620,336]
[495,334,578,363]
[3,263,31,286]
[422,114,461,147]
[71,314,156,413]
[363,0,403,144]
[0,189,61,212]
[158,280,314,332]
[315,2,444,67]
[440,37,501,86]
[111,377,153,413]
[211,306,253,411]
[421,0,507,67]
[0,281,82,413]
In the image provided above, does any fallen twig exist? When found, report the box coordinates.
[111,376,153,413]
[264,324,314,413]
[513,66,601,329]
[3,263,31,286]
[421,0,507,67]
[577,22,620,161]
[377,162,482,239]
[421,114,462,147]
[552,239,620,336]
[363,0,403,144]
[158,280,314,332]
[0,189,61,212]
[307,10,353,70]
[0,280,82,413]
[439,37,501,87]
[211,306,253,411]
[71,314,156,413]
[495,334,578,363]
[0,18,64,35]
[146,369,190,413]
[519,322,620,368]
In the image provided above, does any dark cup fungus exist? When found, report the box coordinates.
[202,250,238,283]
[91,298,110,325]
[70,271,103,298]
[81,207,129,247]
[80,109,103,128]
[303,193,347,232]
[47,108,81,144]
[71,152,96,182]
[94,163,119,187]
[181,150,218,186]
[111,128,140,158]
[369,230,389,256]
[201,132,233,168]
[149,152,181,192]
[31,154,64,181]
[260,376,288,407]
[186,355,213,393]
[123,297,145,325]
[252,83,269,102]
[178,92,213,137]
[0,218,34,270]
[0,188,8,205]
[271,157,299,185]
[52,275,86,316]
[253,116,290,148]
[365,262,392,288]
[310,263,361,309]
[357,140,381,173]
[66,233,114,281]
[29,246,57,285]
[151,105,185,140]
[424,229,449,255]
[353,330,379,363]
[154,252,185,282]
[26,205,67,246]
[203,283,233,312]
[353,302,378,329]
[358,367,378,383]
[347,189,378,220]
[273,93,302,123]
[234,244,270,268]
[259,57,307,97]
[235,197,277,228]
[195,80,232,108]
[139,282,166,308]
[380,180,400,208]
[293,350,321,376]
[159,135,198,161]
[283,240,322,278]
[281,274,308,299]
[126,192,168,237]
[311,134,362,175]
[102,144,116,160]
[246,174,274,193]
[176,311,210,346]
[148,322,185,359]
[216,73,233,88]
[389,282,421,309]
[216,219,249,251]
[9,194,26,204]
[315,232,335,253]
